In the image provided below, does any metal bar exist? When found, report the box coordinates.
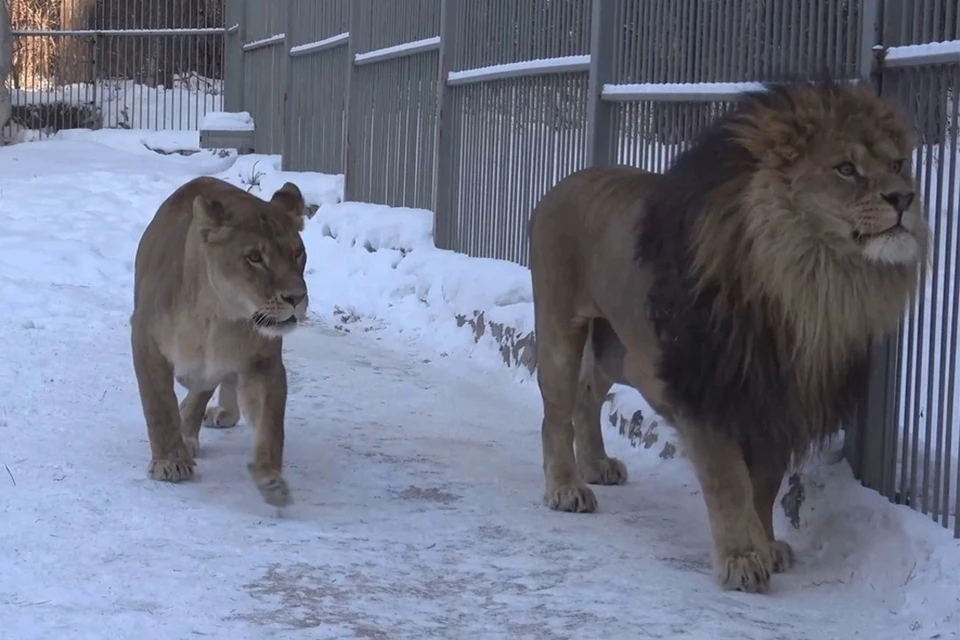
[433,0,457,247]
[447,55,590,86]
[12,28,226,36]
[602,81,765,103]
[289,32,349,57]
[586,0,615,168]
[883,44,960,68]
[354,35,441,66]
[243,33,285,52]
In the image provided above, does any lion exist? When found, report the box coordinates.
[528,80,928,593]
[130,175,310,507]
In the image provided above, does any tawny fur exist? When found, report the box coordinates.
[528,80,928,595]
[130,176,310,507]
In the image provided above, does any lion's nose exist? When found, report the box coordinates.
[882,191,914,215]
[281,292,306,307]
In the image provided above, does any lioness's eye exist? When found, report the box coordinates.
[892,159,904,173]
[294,248,304,260]
[834,162,858,178]
[247,250,263,264]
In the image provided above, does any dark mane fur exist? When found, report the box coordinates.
[635,80,871,469]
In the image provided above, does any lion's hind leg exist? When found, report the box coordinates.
[573,319,628,486]
[203,373,241,429]
[680,423,774,593]
[537,313,598,513]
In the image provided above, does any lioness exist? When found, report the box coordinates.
[529,80,927,593]
[130,176,309,507]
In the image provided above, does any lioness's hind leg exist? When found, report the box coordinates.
[748,459,795,573]
[179,388,216,458]
[537,317,597,513]
[573,321,628,486]
[681,424,773,593]
[131,328,195,483]
[239,362,291,507]
[204,373,240,429]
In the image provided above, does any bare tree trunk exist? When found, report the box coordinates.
[0,0,11,127]
[57,0,94,83]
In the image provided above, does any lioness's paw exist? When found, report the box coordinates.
[183,435,200,459]
[203,405,239,429]
[579,456,629,486]
[148,455,195,483]
[771,539,796,574]
[715,547,773,594]
[248,464,291,507]
[545,481,598,513]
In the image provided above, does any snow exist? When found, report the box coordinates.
[201,110,255,132]
[1,133,959,638]
[354,36,441,65]
[885,39,960,65]
[289,32,350,57]
[447,55,591,85]
[603,81,768,101]
[242,33,286,52]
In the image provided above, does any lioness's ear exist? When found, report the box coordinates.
[270,181,307,231]
[193,195,232,243]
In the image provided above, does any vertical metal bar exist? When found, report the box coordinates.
[343,0,360,202]
[281,0,295,170]
[432,0,456,245]
[586,0,614,167]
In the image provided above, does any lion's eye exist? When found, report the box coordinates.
[294,248,305,260]
[247,250,263,264]
[892,159,904,173]
[835,162,858,178]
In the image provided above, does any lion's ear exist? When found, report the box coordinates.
[193,195,232,243]
[270,181,307,231]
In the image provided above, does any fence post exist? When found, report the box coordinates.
[224,0,247,113]
[847,0,899,495]
[432,0,458,249]
[585,0,616,167]
[342,0,362,203]
[281,0,295,171]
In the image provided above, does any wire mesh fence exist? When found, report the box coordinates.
[4,0,226,140]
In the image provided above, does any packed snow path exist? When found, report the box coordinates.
[1,132,957,639]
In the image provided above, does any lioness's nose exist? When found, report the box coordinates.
[281,292,306,307]
[882,191,914,214]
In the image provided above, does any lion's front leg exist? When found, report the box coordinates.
[680,423,773,593]
[131,328,195,482]
[238,360,291,507]
[204,372,241,429]
[748,459,795,573]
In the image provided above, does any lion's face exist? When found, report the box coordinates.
[734,83,929,268]
[193,183,309,338]
[789,135,925,266]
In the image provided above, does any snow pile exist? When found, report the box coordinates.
[201,110,256,131]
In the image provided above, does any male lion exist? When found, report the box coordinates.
[130,176,309,507]
[529,80,928,593]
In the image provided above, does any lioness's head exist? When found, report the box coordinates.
[193,182,309,337]
[730,80,928,267]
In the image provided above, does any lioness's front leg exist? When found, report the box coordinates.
[680,423,773,593]
[131,329,195,482]
[179,387,216,458]
[204,373,241,429]
[238,359,291,507]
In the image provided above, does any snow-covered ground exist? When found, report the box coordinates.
[1,130,959,639]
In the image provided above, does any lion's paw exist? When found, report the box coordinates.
[545,481,598,513]
[248,464,291,507]
[579,456,629,486]
[148,455,195,483]
[203,405,239,429]
[715,548,773,594]
[771,539,795,573]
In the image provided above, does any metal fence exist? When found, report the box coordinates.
[4,0,226,138]
[225,0,960,537]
